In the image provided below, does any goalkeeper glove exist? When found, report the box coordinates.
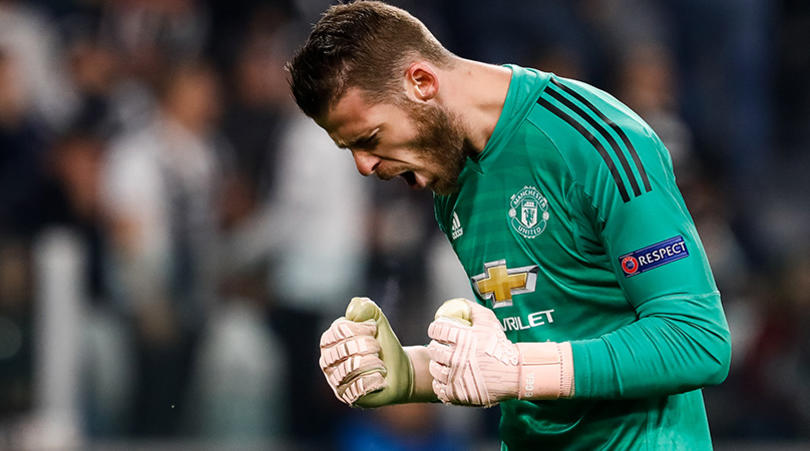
[319,297,433,407]
[427,298,575,407]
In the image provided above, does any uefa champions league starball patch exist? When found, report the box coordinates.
[619,236,689,277]
[508,186,549,239]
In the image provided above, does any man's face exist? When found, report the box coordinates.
[318,88,470,195]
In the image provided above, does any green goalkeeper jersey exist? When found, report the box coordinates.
[433,65,731,450]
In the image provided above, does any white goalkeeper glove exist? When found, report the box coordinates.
[319,297,434,407]
[427,298,575,407]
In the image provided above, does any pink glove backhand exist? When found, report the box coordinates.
[427,299,574,407]
[319,317,387,405]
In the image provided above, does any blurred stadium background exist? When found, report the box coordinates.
[0,0,808,449]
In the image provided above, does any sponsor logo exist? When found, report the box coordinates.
[621,256,640,275]
[472,259,538,308]
[619,236,689,277]
[451,211,464,240]
[500,309,555,332]
[509,186,549,239]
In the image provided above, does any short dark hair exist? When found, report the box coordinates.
[286,1,454,120]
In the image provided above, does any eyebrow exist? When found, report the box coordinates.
[338,127,380,149]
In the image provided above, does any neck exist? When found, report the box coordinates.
[441,58,512,154]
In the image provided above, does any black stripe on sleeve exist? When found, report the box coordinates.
[537,97,631,203]
[546,86,642,197]
[550,78,652,193]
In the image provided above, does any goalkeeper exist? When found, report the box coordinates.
[288,2,731,449]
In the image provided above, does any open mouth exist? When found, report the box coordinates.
[400,171,417,187]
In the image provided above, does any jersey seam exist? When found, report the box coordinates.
[546,82,643,198]
[637,290,722,306]
[524,116,614,276]
[525,115,608,227]
[526,115,681,315]
[550,77,653,195]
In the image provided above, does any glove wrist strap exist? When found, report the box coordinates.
[516,342,575,400]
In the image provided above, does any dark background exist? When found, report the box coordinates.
[0,0,807,449]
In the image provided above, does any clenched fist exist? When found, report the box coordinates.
[319,297,434,407]
[427,299,574,407]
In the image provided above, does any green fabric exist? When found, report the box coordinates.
[433,65,730,450]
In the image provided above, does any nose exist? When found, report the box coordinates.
[351,150,380,176]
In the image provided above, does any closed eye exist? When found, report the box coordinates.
[352,134,379,151]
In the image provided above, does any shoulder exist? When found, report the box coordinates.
[528,76,671,206]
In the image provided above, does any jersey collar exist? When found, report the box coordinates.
[462,64,550,177]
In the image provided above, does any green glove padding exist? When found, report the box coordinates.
[345,297,414,407]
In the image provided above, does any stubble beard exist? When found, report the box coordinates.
[404,99,472,196]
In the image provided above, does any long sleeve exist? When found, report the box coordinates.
[561,91,731,399]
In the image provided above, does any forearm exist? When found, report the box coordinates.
[570,292,731,399]
[424,294,728,406]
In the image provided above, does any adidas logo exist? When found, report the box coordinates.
[451,211,464,240]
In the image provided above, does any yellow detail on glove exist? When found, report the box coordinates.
[434,298,473,326]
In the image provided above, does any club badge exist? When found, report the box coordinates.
[508,186,549,239]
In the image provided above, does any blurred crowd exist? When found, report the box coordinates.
[0,0,807,449]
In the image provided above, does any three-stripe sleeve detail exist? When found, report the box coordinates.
[549,78,652,193]
[545,87,642,197]
[537,97,631,203]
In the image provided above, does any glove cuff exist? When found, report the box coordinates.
[404,345,438,402]
[516,341,575,400]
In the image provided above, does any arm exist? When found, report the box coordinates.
[569,173,731,398]
[428,290,729,405]
[572,291,729,398]
[555,93,732,396]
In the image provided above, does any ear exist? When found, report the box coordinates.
[404,62,439,102]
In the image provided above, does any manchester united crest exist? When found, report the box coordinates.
[508,186,549,239]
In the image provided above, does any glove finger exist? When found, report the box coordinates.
[320,318,377,347]
[467,299,504,330]
[434,298,472,325]
[429,359,450,385]
[432,379,452,404]
[428,318,463,345]
[319,335,381,369]
[338,371,386,405]
[427,340,453,366]
[325,353,385,388]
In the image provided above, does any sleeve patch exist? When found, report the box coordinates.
[619,236,689,277]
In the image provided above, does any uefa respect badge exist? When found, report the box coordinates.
[508,186,549,239]
[619,236,689,277]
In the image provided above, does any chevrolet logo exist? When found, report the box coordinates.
[472,260,538,308]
